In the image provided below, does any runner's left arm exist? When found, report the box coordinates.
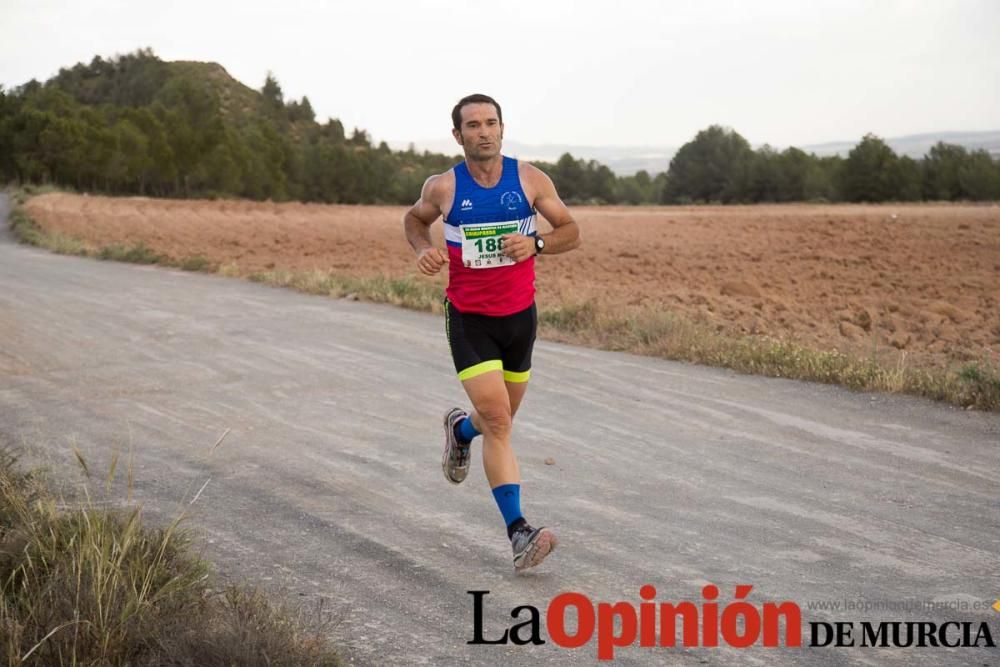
[502,165,580,261]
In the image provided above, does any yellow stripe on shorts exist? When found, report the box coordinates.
[503,369,531,383]
[457,360,503,381]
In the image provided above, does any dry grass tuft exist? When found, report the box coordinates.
[0,439,341,666]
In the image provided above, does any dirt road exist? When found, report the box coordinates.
[2,194,999,665]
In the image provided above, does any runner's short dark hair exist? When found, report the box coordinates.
[452,94,503,131]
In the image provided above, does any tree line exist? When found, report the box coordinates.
[657,125,1000,204]
[1,50,998,205]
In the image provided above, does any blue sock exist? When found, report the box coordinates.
[491,484,523,531]
[456,416,480,444]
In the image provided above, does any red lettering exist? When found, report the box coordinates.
[547,593,595,649]
[660,602,699,646]
[597,602,637,660]
[720,585,760,648]
[702,584,719,647]
[721,602,761,647]
[762,601,802,647]
[639,585,657,646]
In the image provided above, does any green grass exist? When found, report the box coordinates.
[96,242,166,264]
[5,190,216,274]
[178,255,213,272]
[536,301,1000,410]
[0,443,342,666]
[18,183,63,197]
[8,206,90,255]
[538,301,600,334]
[6,187,997,411]
[955,361,1000,410]
[247,267,445,313]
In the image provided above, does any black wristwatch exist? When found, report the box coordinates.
[534,235,545,255]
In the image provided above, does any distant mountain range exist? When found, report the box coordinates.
[799,131,1000,161]
[392,130,1000,176]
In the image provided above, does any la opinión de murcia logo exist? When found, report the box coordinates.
[468,585,998,661]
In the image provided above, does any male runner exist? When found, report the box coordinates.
[403,94,581,571]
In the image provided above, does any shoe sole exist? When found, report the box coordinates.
[514,529,558,571]
[442,408,468,485]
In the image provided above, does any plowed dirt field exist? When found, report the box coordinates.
[26,193,1000,370]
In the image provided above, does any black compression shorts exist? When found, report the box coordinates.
[445,299,537,383]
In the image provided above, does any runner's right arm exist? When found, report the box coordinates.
[404,175,450,276]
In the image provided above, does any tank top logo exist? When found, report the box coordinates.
[500,191,523,211]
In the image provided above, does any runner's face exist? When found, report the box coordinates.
[453,103,503,161]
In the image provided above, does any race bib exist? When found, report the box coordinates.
[461,221,519,269]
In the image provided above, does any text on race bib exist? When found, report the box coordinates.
[461,221,519,269]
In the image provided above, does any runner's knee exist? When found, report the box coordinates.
[477,404,512,439]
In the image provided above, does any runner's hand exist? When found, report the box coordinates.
[500,234,536,262]
[417,247,449,275]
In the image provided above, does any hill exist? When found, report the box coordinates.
[1,49,455,203]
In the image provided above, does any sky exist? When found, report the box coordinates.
[2,0,998,150]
